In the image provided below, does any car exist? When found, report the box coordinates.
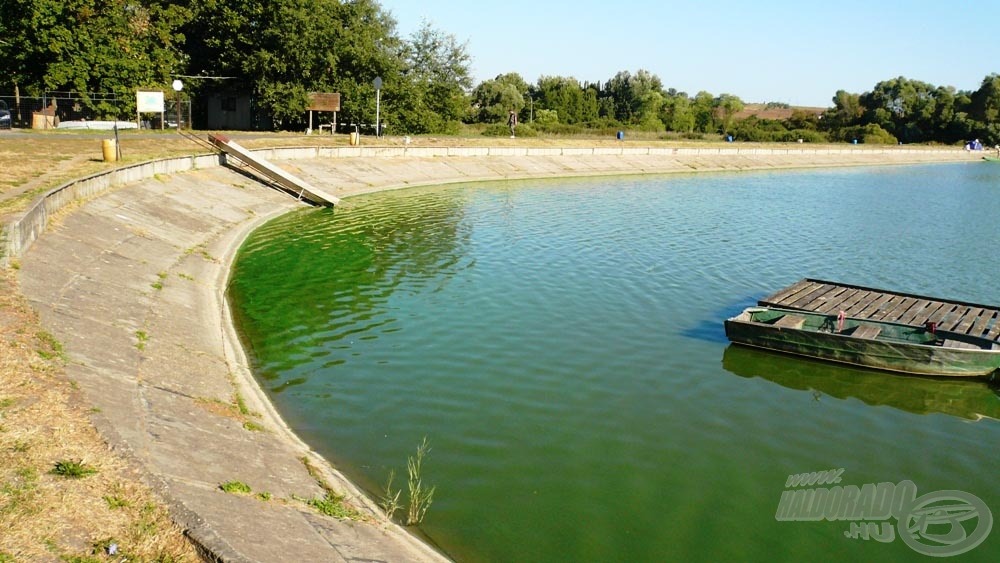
[0,100,11,129]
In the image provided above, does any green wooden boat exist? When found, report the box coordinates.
[724,306,1000,378]
[984,155,1000,162]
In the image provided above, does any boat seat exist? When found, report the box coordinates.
[773,314,806,329]
[852,325,881,339]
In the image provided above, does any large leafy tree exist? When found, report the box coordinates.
[470,73,528,123]
[532,76,599,125]
[715,93,744,133]
[602,69,663,125]
[396,20,473,133]
[0,0,189,117]
[183,0,402,128]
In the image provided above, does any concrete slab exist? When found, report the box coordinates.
[17,166,447,563]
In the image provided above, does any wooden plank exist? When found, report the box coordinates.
[943,339,980,350]
[953,307,985,335]
[985,320,1000,341]
[208,134,340,206]
[763,279,1000,341]
[881,297,917,322]
[969,310,997,338]
[855,293,897,319]
[940,307,972,332]
[788,284,838,309]
[798,285,847,310]
[814,288,858,313]
[804,278,1000,312]
[896,299,933,325]
[852,325,881,339]
[774,314,806,329]
[761,279,814,306]
[907,301,945,327]
[844,291,882,317]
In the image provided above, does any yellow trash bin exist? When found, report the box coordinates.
[102,139,117,162]
[349,131,360,146]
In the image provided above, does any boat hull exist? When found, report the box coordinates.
[724,310,1000,378]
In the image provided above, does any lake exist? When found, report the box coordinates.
[228,162,1000,562]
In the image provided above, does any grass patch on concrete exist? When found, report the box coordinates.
[0,267,199,561]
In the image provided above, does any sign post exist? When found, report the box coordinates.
[307,92,341,134]
[136,90,165,129]
[171,80,183,130]
[373,77,382,137]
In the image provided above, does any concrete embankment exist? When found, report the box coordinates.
[7,145,981,562]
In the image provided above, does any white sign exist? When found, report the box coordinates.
[137,91,165,113]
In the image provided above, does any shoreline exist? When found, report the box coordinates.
[8,147,983,561]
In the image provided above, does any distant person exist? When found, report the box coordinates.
[507,109,517,138]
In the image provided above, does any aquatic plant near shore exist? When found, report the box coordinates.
[381,437,436,525]
[406,437,436,525]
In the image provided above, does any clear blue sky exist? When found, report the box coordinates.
[379,0,998,107]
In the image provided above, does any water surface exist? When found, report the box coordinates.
[229,163,1000,561]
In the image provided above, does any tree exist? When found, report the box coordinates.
[662,94,695,133]
[470,73,527,123]
[0,0,190,117]
[184,0,403,128]
[399,20,472,132]
[533,76,598,125]
[692,91,716,133]
[715,93,744,133]
[602,69,664,124]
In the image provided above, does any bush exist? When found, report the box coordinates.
[861,124,898,145]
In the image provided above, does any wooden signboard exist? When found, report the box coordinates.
[308,92,341,112]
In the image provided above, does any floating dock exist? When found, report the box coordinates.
[760,279,1000,342]
[208,134,339,206]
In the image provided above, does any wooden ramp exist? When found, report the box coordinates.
[761,279,1000,342]
[209,134,339,206]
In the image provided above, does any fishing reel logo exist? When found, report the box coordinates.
[776,469,992,557]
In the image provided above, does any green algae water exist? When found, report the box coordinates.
[229,163,1000,562]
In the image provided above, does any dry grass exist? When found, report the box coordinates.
[0,127,852,217]
[0,268,200,562]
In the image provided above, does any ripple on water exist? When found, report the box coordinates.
[229,166,1000,563]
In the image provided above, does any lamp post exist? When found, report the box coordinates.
[373,76,382,137]
[171,79,183,130]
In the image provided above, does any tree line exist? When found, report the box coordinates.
[2,0,998,145]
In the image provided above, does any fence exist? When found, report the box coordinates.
[0,92,191,129]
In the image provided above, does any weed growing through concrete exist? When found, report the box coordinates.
[308,492,365,520]
[35,330,65,361]
[135,330,149,350]
[220,480,252,494]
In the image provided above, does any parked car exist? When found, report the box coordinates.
[0,100,11,129]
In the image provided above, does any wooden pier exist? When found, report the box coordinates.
[760,279,1000,342]
[208,134,340,206]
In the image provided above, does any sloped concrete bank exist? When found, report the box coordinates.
[7,145,981,562]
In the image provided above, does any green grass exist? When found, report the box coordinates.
[104,495,130,509]
[135,330,149,350]
[242,421,265,432]
[51,459,98,479]
[35,330,66,361]
[307,492,365,520]
[219,480,252,494]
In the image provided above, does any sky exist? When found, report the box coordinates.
[378,0,999,108]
